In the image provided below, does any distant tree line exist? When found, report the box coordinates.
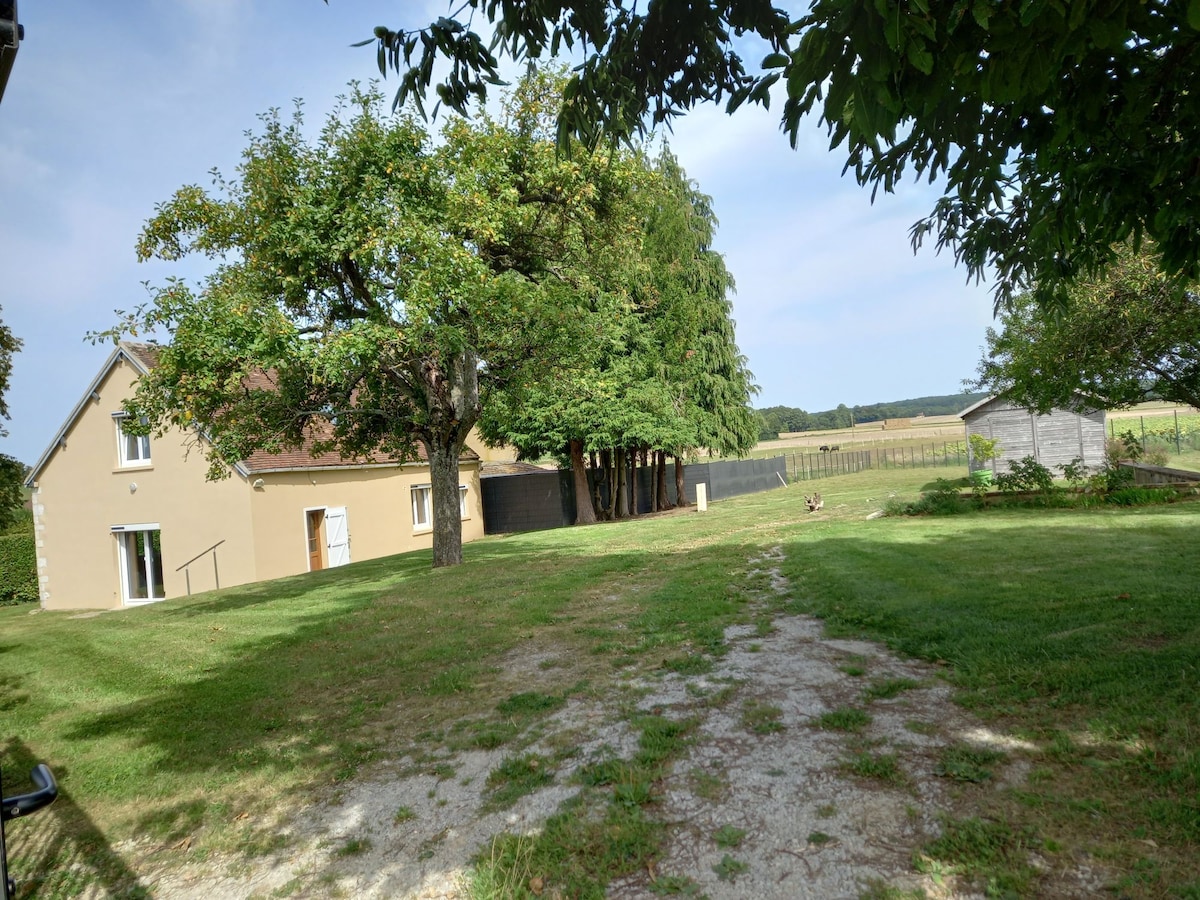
[756,393,987,441]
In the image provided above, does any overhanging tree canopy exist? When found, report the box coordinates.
[362,1,1200,309]
[973,243,1200,412]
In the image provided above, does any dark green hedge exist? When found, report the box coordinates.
[0,531,38,605]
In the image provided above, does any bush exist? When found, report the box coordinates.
[1106,487,1179,506]
[0,530,38,605]
[994,456,1056,494]
[887,479,970,516]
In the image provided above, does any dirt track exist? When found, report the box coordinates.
[141,547,1111,899]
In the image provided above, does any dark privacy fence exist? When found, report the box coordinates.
[481,456,789,534]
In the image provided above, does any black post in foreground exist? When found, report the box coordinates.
[1,763,58,900]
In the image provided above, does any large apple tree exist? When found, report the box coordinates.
[95,78,647,567]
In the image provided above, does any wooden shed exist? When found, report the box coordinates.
[959,395,1107,475]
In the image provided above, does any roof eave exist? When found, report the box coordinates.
[24,344,153,487]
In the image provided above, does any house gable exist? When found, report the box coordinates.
[28,342,485,610]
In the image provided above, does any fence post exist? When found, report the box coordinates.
[1176,410,1181,454]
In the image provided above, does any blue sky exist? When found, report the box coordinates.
[0,1,995,466]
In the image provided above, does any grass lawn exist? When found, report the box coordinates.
[2,465,1198,897]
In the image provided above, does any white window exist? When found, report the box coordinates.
[411,484,470,530]
[412,485,432,530]
[114,414,151,467]
[114,526,165,604]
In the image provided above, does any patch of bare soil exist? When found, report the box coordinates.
[141,548,1112,899]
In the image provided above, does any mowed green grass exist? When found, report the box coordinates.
[2,465,1199,896]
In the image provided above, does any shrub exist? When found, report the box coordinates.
[994,456,1056,494]
[1106,487,1179,506]
[1057,457,1089,488]
[887,479,970,516]
[967,433,1001,467]
[0,531,38,605]
[1107,430,1144,465]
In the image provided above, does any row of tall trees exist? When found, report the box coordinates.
[479,148,757,523]
[97,74,756,566]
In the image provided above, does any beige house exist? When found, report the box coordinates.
[24,342,484,610]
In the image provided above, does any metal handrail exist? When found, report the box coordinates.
[175,540,225,596]
[175,540,226,571]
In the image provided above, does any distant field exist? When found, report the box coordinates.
[757,404,1200,456]
[763,416,966,451]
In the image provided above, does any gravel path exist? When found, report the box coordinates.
[138,547,1110,899]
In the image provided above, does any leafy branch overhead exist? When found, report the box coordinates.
[362,0,1200,309]
[973,243,1200,413]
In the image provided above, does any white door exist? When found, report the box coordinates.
[325,507,351,567]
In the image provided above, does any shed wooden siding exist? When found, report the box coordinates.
[962,398,1106,474]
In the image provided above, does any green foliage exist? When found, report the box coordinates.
[0,307,20,437]
[0,453,26,531]
[94,75,651,566]
[967,433,1000,467]
[887,478,970,516]
[841,751,904,785]
[935,745,1006,783]
[916,817,1039,897]
[1105,487,1179,507]
[712,823,746,849]
[1058,457,1090,488]
[0,530,37,605]
[994,456,1056,495]
[479,146,758,501]
[711,853,749,882]
[369,3,1200,308]
[740,700,784,735]
[862,677,921,702]
[815,706,872,732]
[976,244,1200,411]
[483,754,555,811]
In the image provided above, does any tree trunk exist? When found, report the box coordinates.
[425,435,464,567]
[656,450,672,510]
[615,447,629,518]
[590,450,604,519]
[650,452,659,513]
[629,446,640,516]
[569,438,597,525]
[604,449,617,519]
[674,453,688,507]
[417,348,480,568]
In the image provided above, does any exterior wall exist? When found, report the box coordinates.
[248,462,484,581]
[31,359,257,610]
[964,398,1106,474]
[464,425,518,464]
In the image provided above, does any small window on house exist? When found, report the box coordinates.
[411,484,470,530]
[114,414,151,467]
[412,485,432,530]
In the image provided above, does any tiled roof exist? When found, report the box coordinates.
[117,341,478,474]
[120,341,161,373]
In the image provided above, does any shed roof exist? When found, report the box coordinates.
[958,395,999,419]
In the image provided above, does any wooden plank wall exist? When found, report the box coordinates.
[965,400,1106,473]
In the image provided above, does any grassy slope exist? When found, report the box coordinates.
[2,466,1198,896]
